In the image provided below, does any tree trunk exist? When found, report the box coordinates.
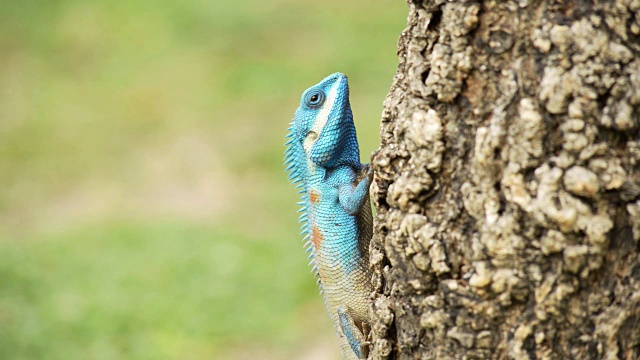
[368,1,640,359]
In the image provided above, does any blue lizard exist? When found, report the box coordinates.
[285,73,373,359]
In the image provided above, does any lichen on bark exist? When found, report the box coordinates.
[369,1,640,359]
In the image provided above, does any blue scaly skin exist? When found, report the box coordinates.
[285,73,374,359]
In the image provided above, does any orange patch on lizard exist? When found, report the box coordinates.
[318,267,326,282]
[312,225,325,249]
[309,189,320,204]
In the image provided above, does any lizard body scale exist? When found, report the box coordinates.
[285,73,373,359]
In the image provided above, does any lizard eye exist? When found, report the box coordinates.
[304,90,325,108]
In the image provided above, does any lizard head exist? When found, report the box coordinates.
[285,73,361,180]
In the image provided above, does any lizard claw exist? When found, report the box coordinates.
[361,163,373,182]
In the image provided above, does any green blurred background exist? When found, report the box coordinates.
[0,1,406,359]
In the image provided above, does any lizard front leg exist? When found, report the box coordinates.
[338,164,373,215]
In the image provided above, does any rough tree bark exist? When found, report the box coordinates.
[368,1,640,359]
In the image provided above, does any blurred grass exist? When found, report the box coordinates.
[0,0,406,358]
